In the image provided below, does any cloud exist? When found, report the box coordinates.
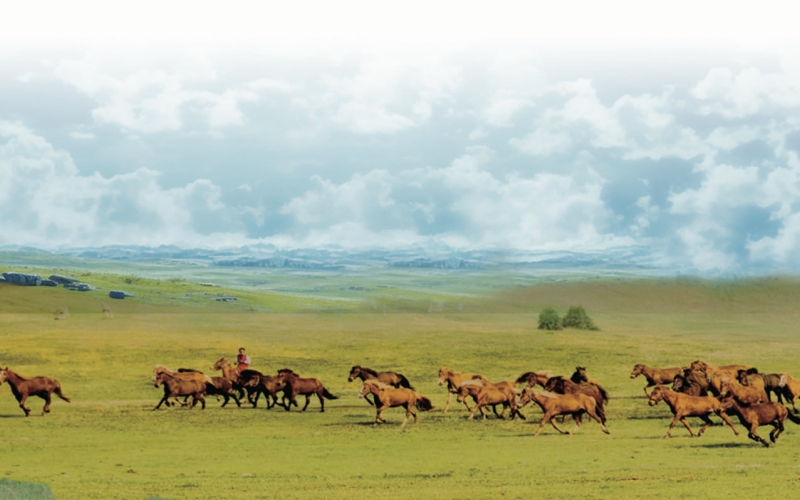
[0,121,245,248]
[69,131,96,140]
[692,66,800,118]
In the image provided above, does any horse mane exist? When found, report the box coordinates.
[1,368,27,380]
[533,389,559,399]
[459,378,485,388]
[358,366,379,377]
[363,379,391,389]
[278,368,299,376]
[178,368,201,373]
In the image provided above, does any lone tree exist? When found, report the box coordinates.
[561,305,599,331]
[538,307,562,330]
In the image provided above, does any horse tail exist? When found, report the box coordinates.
[787,412,800,425]
[594,399,607,424]
[55,383,71,403]
[596,383,610,404]
[322,387,338,400]
[415,395,434,411]
[397,374,414,390]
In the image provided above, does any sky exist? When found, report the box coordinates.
[2,1,800,272]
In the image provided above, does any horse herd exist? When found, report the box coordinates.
[2,359,800,446]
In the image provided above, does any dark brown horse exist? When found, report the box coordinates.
[570,367,610,403]
[455,379,524,420]
[276,369,338,412]
[240,371,287,409]
[358,380,433,428]
[348,365,413,406]
[153,371,206,410]
[543,376,607,423]
[672,369,709,396]
[206,377,241,407]
[630,363,682,396]
[438,367,488,413]
[717,394,800,447]
[760,373,785,403]
[0,367,71,416]
[514,370,554,389]
[517,388,609,436]
[647,385,738,438]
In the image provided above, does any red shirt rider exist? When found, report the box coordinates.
[236,347,251,373]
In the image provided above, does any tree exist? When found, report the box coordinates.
[538,307,562,330]
[561,305,599,331]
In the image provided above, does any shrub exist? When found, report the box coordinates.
[538,307,562,330]
[561,305,599,331]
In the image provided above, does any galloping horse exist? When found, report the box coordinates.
[455,379,524,420]
[779,373,800,413]
[276,369,338,412]
[543,377,607,423]
[689,360,749,390]
[348,365,414,406]
[0,367,71,416]
[630,364,682,396]
[517,388,609,437]
[570,367,609,403]
[153,370,207,410]
[647,385,738,438]
[210,357,244,399]
[358,379,433,428]
[206,377,241,407]
[514,370,553,389]
[760,373,785,403]
[717,394,800,447]
[672,369,709,397]
[718,378,768,406]
[152,365,211,406]
[438,367,488,413]
[240,371,286,409]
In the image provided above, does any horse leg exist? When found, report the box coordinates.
[42,393,52,415]
[365,393,376,407]
[231,391,241,407]
[697,413,714,436]
[664,415,684,438]
[717,411,740,436]
[197,393,206,410]
[18,394,32,417]
[748,423,769,447]
[678,416,697,437]
[375,404,389,426]
[769,420,783,443]
[317,390,325,413]
[301,394,312,412]
[468,402,483,420]
[586,407,610,434]
[533,412,553,437]
[548,413,570,435]
[570,412,583,434]
[443,392,452,413]
[400,403,411,428]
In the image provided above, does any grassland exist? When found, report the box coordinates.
[2,265,800,499]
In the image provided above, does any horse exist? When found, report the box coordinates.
[514,370,553,388]
[152,365,212,406]
[570,367,609,403]
[760,373,785,403]
[689,360,749,384]
[646,385,738,438]
[543,376,607,423]
[358,379,433,428]
[276,369,338,412]
[0,367,71,416]
[717,394,800,447]
[517,388,609,437]
[240,371,287,409]
[437,367,488,413]
[779,373,800,413]
[206,377,241,407]
[630,364,682,396]
[455,379,524,421]
[153,371,206,410]
[672,369,709,397]
[347,365,414,406]
[210,358,245,399]
[718,378,768,406]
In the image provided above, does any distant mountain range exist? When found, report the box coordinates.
[0,243,718,276]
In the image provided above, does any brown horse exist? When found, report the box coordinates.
[455,379,524,420]
[438,367,488,413]
[358,379,433,428]
[672,369,709,397]
[348,365,413,406]
[514,370,553,388]
[153,371,206,410]
[630,364,682,396]
[779,373,800,413]
[689,360,749,385]
[206,377,241,407]
[152,365,211,406]
[241,371,287,409]
[210,357,245,399]
[276,369,338,412]
[760,373,785,403]
[0,367,71,416]
[543,376,607,424]
[570,367,609,403]
[517,388,609,437]
[718,378,768,406]
[647,385,738,438]
[717,394,800,447]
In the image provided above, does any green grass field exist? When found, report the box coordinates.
[2,267,800,499]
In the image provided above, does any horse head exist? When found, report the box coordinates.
[210,358,228,371]
[672,374,685,392]
[648,385,667,406]
[572,367,588,383]
[437,367,450,386]
[0,367,7,385]
[630,364,644,379]
[348,366,361,382]
[358,380,379,399]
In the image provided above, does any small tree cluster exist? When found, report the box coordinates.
[537,307,562,330]
[538,305,599,331]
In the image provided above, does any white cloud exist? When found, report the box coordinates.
[509,126,572,156]
[0,121,244,248]
[69,131,96,140]
[692,66,800,118]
